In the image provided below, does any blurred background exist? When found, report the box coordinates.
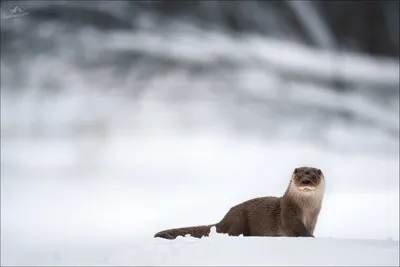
[1,0,399,264]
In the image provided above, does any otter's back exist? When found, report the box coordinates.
[242,197,281,236]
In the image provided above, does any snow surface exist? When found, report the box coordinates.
[1,135,399,266]
[115,235,399,266]
[1,21,399,266]
[4,234,399,266]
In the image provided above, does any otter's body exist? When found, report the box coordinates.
[155,167,325,239]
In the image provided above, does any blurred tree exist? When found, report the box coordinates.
[317,0,399,58]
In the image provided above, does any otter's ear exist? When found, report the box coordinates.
[294,168,298,174]
[317,169,322,175]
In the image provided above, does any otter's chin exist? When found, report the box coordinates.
[298,186,317,192]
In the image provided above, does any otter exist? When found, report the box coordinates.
[154,166,325,239]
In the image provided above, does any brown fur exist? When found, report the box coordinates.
[154,167,325,239]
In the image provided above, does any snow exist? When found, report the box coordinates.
[123,236,399,266]
[103,30,399,86]
[2,223,399,266]
[1,19,399,266]
[1,135,399,266]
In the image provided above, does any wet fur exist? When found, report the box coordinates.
[154,167,325,239]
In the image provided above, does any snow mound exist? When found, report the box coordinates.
[117,236,399,266]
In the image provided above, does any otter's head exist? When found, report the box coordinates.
[291,167,324,193]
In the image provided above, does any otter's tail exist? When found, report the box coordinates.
[154,224,216,239]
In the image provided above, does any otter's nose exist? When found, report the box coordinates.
[301,179,311,185]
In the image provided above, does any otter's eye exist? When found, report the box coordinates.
[312,175,317,180]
